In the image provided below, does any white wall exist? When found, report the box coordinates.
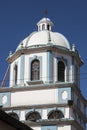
[58,125,71,130]
[53,52,72,82]
[10,50,75,87]
[31,127,41,130]
[24,52,47,83]
[10,52,48,86]
[31,125,71,130]
[11,89,58,107]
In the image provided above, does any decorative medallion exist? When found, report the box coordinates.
[62,91,68,100]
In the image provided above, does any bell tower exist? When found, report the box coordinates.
[0,16,87,130]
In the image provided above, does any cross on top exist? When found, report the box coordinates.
[43,9,48,17]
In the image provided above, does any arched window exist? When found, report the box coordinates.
[13,64,18,85]
[31,60,40,80]
[47,24,50,30]
[8,112,19,120]
[58,61,65,82]
[48,109,64,119]
[42,24,45,30]
[26,111,41,122]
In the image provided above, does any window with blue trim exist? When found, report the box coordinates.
[26,111,41,122]
[58,61,65,82]
[13,64,18,85]
[48,109,64,119]
[31,59,40,80]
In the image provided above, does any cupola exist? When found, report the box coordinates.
[37,17,54,31]
[16,17,71,51]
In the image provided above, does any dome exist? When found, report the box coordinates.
[16,18,70,51]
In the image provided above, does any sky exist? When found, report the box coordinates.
[0,0,87,99]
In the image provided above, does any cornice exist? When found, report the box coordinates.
[1,103,68,111]
[0,82,73,92]
[0,82,86,105]
[24,119,85,130]
[7,45,83,66]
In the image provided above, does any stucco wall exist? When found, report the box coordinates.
[11,89,58,106]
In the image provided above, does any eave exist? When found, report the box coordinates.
[0,110,33,130]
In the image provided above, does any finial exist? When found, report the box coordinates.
[72,44,76,51]
[9,51,12,56]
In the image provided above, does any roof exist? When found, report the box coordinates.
[0,109,33,130]
[16,31,70,51]
[16,17,70,51]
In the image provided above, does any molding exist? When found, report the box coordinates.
[1,103,69,111]
[72,56,75,83]
[0,82,74,92]
[7,45,83,66]
[24,119,85,130]
[0,83,86,105]
[57,57,68,82]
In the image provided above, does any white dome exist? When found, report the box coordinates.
[16,31,70,51]
[16,17,70,51]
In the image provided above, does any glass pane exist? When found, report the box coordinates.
[31,60,40,80]
[58,61,65,82]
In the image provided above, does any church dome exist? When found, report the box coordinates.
[16,18,70,51]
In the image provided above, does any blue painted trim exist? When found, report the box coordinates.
[28,58,31,81]
[57,57,68,82]
[65,59,68,81]
[58,87,71,103]
[0,92,11,107]
[9,64,12,87]
[13,61,18,85]
[20,54,25,85]
[41,125,57,130]
[71,88,74,99]
[72,56,75,82]
[46,51,53,83]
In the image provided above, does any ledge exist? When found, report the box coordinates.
[23,118,85,130]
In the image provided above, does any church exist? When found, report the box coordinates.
[0,17,87,130]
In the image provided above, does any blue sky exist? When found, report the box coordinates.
[0,0,87,99]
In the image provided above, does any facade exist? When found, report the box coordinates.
[0,17,87,130]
